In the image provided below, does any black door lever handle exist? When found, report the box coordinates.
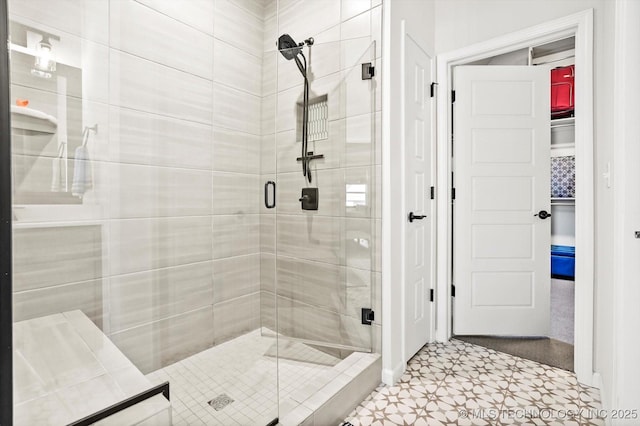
[408,212,426,222]
[534,210,552,219]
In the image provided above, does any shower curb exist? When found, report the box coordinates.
[279,353,381,426]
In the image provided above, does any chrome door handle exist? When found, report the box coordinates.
[408,212,426,222]
[534,210,551,219]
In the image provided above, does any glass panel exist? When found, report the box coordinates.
[9,1,278,425]
[273,36,378,417]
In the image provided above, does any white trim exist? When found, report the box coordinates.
[399,18,407,365]
[381,362,406,386]
[435,9,595,385]
[380,0,395,386]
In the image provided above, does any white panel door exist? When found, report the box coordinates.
[453,65,550,336]
[404,34,433,360]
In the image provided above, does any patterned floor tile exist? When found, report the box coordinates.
[345,339,603,426]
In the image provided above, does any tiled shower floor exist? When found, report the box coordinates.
[146,328,341,426]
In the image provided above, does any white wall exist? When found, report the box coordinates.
[433,0,620,409]
[382,0,435,384]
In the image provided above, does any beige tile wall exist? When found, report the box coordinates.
[10,0,266,374]
[10,0,382,379]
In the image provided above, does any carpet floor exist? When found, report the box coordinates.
[454,335,574,372]
[455,279,575,372]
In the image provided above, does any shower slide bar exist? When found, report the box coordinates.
[278,33,324,183]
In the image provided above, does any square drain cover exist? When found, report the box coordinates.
[208,394,234,411]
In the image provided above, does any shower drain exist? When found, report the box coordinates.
[208,393,234,411]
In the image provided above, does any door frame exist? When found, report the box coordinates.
[0,0,13,422]
[400,21,436,363]
[435,9,595,385]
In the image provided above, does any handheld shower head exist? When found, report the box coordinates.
[278,34,302,60]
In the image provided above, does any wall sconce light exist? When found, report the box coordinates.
[31,37,56,79]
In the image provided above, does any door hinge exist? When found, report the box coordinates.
[451,284,456,297]
[430,82,438,98]
[452,188,456,200]
[361,63,374,80]
[361,308,374,325]
[429,289,434,302]
[451,90,456,103]
[430,186,435,200]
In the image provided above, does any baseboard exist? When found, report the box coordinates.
[381,361,406,385]
[592,372,612,426]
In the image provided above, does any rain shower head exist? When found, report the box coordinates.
[278,34,302,60]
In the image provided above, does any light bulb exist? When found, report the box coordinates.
[31,37,56,79]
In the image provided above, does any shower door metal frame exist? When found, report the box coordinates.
[0,0,14,423]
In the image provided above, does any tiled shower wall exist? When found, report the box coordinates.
[10,0,382,378]
[259,0,382,353]
[10,0,267,374]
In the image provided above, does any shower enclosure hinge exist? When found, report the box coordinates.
[430,289,434,302]
[451,284,456,297]
[430,82,438,98]
[361,308,374,325]
[430,186,435,200]
[361,62,375,80]
[451,90,456,103]
[452,188,456,200]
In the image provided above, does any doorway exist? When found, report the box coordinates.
[435,10,595,385]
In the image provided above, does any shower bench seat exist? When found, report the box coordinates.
[13,310,171,426]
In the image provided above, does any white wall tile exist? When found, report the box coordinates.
[109,307,214,373]
[341,9,371,40]
[109,106,212,170]
[13,225,103,291]
[81,39,110,104]
[110,0,214,80]
[109,261,214,332]
[212,214,260,259]
[276,214,344,265]
[212,254,260,303]
[213,83,261,134]
[278,0,341,43]
[344,217,373,270]
[14,279,104,327]
[260,134,277,174]
[276,256,346,314]
[8,0,109,45]
[214,39,262,96]
[341,0,371,22]
[212,127,260,174]
[213,293,260,343]
[108,216,213,276]
[108,163,212,218]
[136,0,215,34]
[212,172,260,215]
[110,50,213,124]
[214,0,264,58]
[260,214,276,253]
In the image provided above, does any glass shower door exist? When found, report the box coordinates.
[271,39,378,414]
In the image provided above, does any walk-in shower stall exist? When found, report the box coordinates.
[3,0,382,424]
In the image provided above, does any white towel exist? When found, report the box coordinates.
[71,145,92,198]
[51,143,65,192]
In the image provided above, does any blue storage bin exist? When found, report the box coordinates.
[551,245,575,280]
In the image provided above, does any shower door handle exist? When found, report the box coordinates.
[264,181,276,209]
